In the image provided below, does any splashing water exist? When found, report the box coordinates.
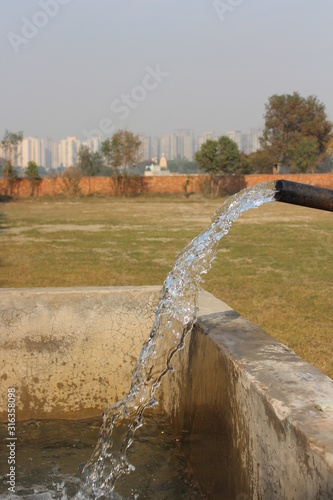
[75,182,276,499]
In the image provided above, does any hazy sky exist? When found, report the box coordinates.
[1,0,333,141]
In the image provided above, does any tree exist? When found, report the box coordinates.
[195,136,241,176]
[25,160,41,196]
[261,92,332,172]
[290,136,320,173]
[61,166,81,196]
[238,153,251,175]
[195,136,241,196]
[194,139,218,176]
[101,130,141,194]
[316,135,333,172]
[1,130,23,196]
[77,146,103,176]
[327,136,333,159]
[215,136,242,175]
[246,148,277,174]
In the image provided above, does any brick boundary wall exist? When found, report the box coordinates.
[1,173,333,198]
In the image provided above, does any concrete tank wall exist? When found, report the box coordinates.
[0,287,160,420]
[166,310,333,499]
[0,286,332,498]
[0,286,228,421]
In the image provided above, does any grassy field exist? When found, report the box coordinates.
[1,194,332,378]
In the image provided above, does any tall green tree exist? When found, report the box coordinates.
[195,136,242,196]
[101,130,141,194]
[215,136,242,175]
[195,136,241,175]
[261,92,332,172]
[1,130,23,196]
[194,139,218,175]
[25,160,41,196]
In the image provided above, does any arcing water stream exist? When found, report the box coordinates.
[75,182,276,499]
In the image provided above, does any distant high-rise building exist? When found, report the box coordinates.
[225,130,243,151]
[138,134,152,162]
[16,137,59,169]
[82,136,102,154]
[248,128,263,153]
[176,129,195,161]
[20,137,42,168]
[183,134,194,161]
[40,138,59,169]
[225,130,263,154]
[197,131,217,150]
[241,133,251,155]
[150,137,160,160]
[58,136,81,168]
[160,133,178,161]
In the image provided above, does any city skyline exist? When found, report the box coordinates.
[1,127,264,169]
[1,1,333,142]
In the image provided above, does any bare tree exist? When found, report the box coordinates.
[1,130,23,196]
[102,130,141,194]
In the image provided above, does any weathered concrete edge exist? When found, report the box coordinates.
[196,311,333,453]
[184,311,333,498]
[0,285,162,294]
[0,285,231,305]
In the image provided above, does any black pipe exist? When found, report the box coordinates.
[274,180,333,212]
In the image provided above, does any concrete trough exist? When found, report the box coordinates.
[0,286,332,498]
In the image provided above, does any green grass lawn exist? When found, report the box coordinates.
[1,194,332,378]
